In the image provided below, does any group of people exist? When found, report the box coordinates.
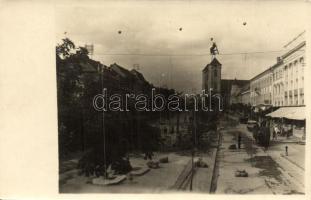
[253,119,294,147]
[271,121,293,139]
[272,124,281,140]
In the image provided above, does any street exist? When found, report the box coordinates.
[59,113,305,194]
[1,2,308,198]
[214,114,305,194]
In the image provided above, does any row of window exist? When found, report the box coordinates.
[274,57,304,81]
[251,75,272,89]
[274,88,304,106]
[283,94,304,106]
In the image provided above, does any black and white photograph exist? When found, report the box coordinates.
[55,1,307,194]
[0,0,309,198]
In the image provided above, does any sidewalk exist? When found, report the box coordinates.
[230,114,305,171]
[238,122,305,168]
[272,135,305,144]
[281,152,305,170]
[215,127,273,194]
[237,123,305,192]
[217,114,304,194]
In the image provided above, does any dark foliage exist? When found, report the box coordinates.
[57,38,167,175]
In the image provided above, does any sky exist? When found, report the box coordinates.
[55,0,307,93]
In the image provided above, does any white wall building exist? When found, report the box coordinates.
[271,31,305,107]
[250,68,273,106]
[280,41,305,106]
[251,31,306,107]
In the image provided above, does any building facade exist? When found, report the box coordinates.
[202,58,222,93]
[250,68,273,106]
[278,41,305,106]
[241,89,251,105]
[250,32,305,107]
[230,81,250,105]
[220,79,249,108]
[271,60,284,107]
[236,83,251,105]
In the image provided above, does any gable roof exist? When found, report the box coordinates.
[110,63,133,78]
[210,57,222,66]
[202,57,222,72]
[131,69,146,82]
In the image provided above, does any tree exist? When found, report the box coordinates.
[56,38,75,59]
[56,38,89,157]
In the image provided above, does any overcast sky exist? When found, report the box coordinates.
[56,0,306,93]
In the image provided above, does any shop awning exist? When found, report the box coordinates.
[266,106,305,120]
[285,107,305,120]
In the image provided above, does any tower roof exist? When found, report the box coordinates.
[210,57,222,66]
[202,57,221,72]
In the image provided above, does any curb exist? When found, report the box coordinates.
[170,159,193,190]
[209,129,222,193]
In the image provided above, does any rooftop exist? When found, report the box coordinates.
[202,57,222,72]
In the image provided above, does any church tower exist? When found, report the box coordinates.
[202,58,222,94]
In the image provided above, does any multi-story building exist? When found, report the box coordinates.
[236,83,251,106]
[270,32,305,107]
[279,41,305,106]
[250,68,273,106]
[250,31,305,108]
[220,79,249,108]
[271,59,284,106]
[229,80,250,105]
[241,89,251,105]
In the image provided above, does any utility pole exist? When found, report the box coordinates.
[189,108,197,191]
[176,110,180,146]
[100,65,107,179]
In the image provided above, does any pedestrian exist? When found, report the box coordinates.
[238,134,242,149]
[273,124,279,140]
[253,123,259,143]
[272,131,276,140]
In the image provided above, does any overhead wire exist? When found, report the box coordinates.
[90,49,305,57]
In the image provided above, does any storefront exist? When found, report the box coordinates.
[265,106,305,140]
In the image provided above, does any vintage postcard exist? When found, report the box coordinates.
[0,0,310,198]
